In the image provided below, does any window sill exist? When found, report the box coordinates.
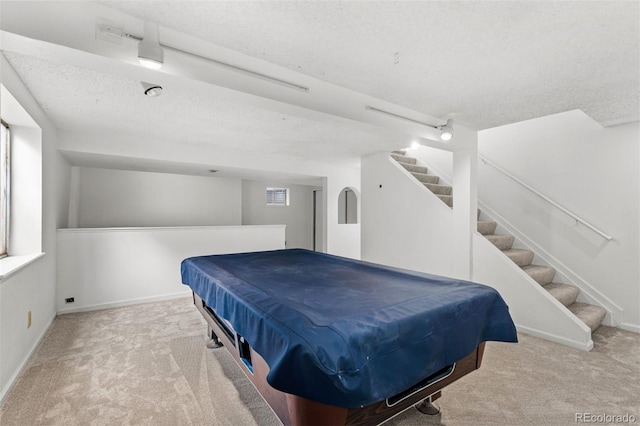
[0,252,45,282]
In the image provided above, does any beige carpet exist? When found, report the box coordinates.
[1,297,638,426]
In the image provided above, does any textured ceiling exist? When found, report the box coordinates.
[102,0,639,129]
[3,52,394,164]
[60,150,325,186]
[2,1,638,181]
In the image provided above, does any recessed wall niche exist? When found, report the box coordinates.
[338,187,358,224]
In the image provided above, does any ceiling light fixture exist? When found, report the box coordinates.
[365,106,454,142]
[438,119,454,141]
[137,22,164,69]
[107,22,307,92]
[141,81,163,97]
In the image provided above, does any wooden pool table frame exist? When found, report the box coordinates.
[193,292,485,426]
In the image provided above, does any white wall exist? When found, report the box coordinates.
[58,129,361,260]
[478,110,639,331]
[361,120,479,279]
[241,180,314,250]
[71,167,242,228]
[408,145,454,182]
[0,56,58,401]
[56,225,285,313]
[361,151,594,350]
[325,171,361,259]
[361,153,455,277]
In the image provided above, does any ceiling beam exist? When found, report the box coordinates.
[0,1,476,152]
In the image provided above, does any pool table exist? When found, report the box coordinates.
[193,292,486,425]
[181,249,517,425]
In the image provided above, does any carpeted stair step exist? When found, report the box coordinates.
[401,163,429,174]
[437,194,453,207]
[391,154,417,165]
[386,150,609,342]
[543,283,580,307]
[485,234,515,250]
[568,303,607,332]
[522,264,556,286]
[477,220,497,235]
[411,172,440,184]
[424,183,452,195]
[502,248,534,267]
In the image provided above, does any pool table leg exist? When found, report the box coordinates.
[415,393,441,415]
[206,324,223,349]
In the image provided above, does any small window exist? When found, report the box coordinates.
[266,187,289,206]
[0,120,10,258]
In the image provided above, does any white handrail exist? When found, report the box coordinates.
[479,155,613,241]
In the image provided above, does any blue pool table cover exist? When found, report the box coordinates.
[181,249,517,408]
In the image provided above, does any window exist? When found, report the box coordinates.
[0,120,10,257]
[266,187,289,206]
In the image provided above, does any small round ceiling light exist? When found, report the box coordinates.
[141,81,163,97]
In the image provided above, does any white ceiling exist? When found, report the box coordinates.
[3,51,394,162]
[102,0,639,129]
[60,150,325,186]
[1,1,638,180]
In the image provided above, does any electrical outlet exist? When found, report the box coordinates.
[65,297,75,304]
[27,311,32,329]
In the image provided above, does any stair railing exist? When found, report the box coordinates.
[479,155,613,241]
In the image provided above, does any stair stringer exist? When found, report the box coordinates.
[473,234,593,351]
[361,153,460,279]
[406,148,615,332]
[477,201,622,327]
[367,151,593,350]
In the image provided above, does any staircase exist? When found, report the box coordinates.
[390,150,607,333]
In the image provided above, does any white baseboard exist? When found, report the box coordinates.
[516,324,594,351]
[57,291,192,315]
[1,292,193,403]
[0,312,56,404]
[619,322,640,334]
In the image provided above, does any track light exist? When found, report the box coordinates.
[439,119,454,141]
[138,22,164,69]
[365,106,454,142]
[99,22,308,91]
[141,82,163,97]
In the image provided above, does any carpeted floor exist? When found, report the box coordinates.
[1,297,638,425]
